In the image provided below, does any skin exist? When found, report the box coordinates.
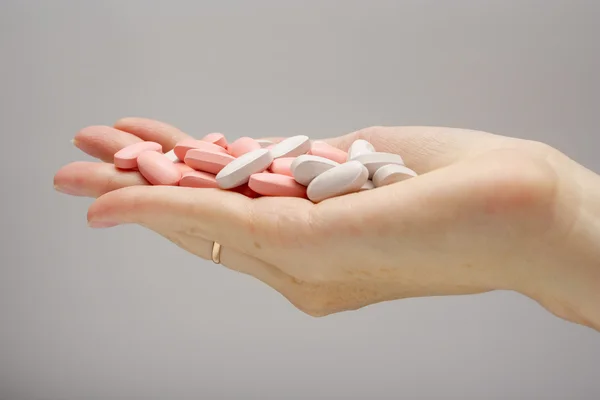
[54,118,600,331]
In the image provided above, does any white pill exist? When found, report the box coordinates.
[256,139,273,148]
[164,149,180,162]
[359,180,375,191]
[215,148,273,189]
[307,160,369,203]
[372,164,417,187]
[347,139,376,160]
[270,135,311,158]
[352,152,405,178]
[290,154,339,186]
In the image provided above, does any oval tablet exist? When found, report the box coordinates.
[179,170,219,188]
[174,139,227,160]
[352,152,405,178]
[215,148,274,189]
[201,132,228,148]
[270,135,311,159]
[232,184,261,198]
[290,154,339,186]
[184,149,235,175]
[227,137,261,158]
[347,139,375,160]
[307,161,369,203]
[309,141,348,164]
[174,162,195,174]
[372,164,417,187]
[137,151,182,186]
[249,173,307,198]
[114,141,163,169]
[269,157,295,176]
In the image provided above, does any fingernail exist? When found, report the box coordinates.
[88,220,118,228]
[54,184,85,196]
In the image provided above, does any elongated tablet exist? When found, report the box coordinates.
[309,141,348,164]
[269,157,295,176]
[372,164,417,187]
[352,152,405,178]
[269,135,311,158]
[347,139,375,160]
[306,161,369,202]
[248,173,307,198]
[174,139,227,160]
[184,149,235,174]
[216,148,274,189]
[201,132,228,148]
[179,170,219,188]
[290,154,339,186]
[227,137,261,158]
[114,141,162,169]
[137,151,182,186]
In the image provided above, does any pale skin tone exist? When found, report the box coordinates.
[54,118,600,331]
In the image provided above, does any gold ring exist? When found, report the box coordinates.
[211,241,222,264]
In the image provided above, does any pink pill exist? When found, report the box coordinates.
[179,171,219,188]
[114,141,163,169]
[227,137,261,158]
[309,141,348,164]
[137,151,182,186]
[232,184,261,198]
[174,139,227,160]
[184,149,235,174]
[248,173,307,198]
[269,157,295,176]
[174,162,195,174]
[202,133,228,148]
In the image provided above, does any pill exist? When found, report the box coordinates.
[232,184,261,198]
[256,139,273,148]
[202,132,228,148]
[227,137,261,158]
[372,164,417,187]
[114,141,163,169]
[360,180,375,191]
[173,139,227,160]
[269,157,295,176]
[347,139,375,160]
[307,161,369,202]
[173,162,196,174]
[309,141,348,164]
[352,152,405,178]
[179,170,219,188]
[270,135,311,158]
[215,148,273,189]
[136,151,182,186]
[164,149,180,162]
[184,149,236,175]
[248,173,307,198]
[290,154,339,186]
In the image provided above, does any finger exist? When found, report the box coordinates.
[73,125,143,163]
[113,117,194,151]
[320,126,503,173]
[54,161,149,198]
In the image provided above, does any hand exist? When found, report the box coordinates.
[54,118,600,330]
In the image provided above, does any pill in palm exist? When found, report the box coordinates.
[179,170,219,188]
[352,152,405,178]
[174,139,227,160]
[360,180,375,191]
[201,132,228,148]
[232,184,261,198]
[270,135,311,158]
[372,164,417,187]
[184,149,235,175]
[269,157,295,176]
[290,155,339,186]
[114,141,163,169]
[306,160,369,203]
[309,141,348,163]
[137,151,182,186]
[347,139,376,160]
[248,173,307,198]
[227,137,261,158]
[216,148,274,189]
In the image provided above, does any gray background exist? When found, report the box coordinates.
[1,0,599,399]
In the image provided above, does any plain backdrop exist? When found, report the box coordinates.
[1,1,599,399]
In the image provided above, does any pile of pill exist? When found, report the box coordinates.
[113,133,417,203]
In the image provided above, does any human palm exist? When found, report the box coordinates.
[55,118,589,324]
